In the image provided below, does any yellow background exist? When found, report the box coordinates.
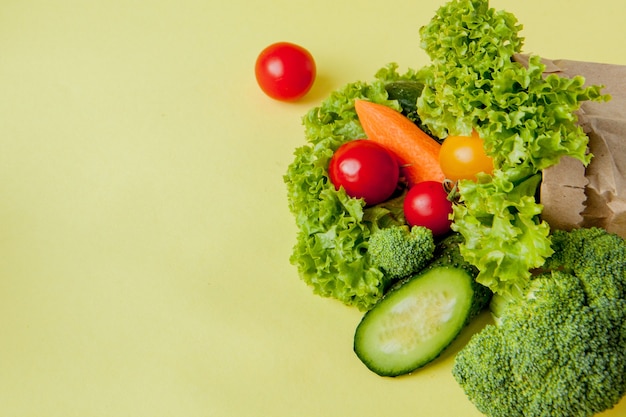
[1,1,625,416]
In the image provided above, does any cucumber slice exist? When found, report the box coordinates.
[353,266,476,377]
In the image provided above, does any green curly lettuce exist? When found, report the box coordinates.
[418,0,524,139]
[453,170,551,299]
[417,0,609,300]
[284,64,423,311]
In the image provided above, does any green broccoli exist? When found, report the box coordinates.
[452,227,626,417]
[367,225,435,280]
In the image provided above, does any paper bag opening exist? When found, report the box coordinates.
[514,54,626,238]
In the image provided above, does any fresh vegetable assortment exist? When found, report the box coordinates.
[416,0,608,305]
[283,0,625,416]
[284,69,419,311]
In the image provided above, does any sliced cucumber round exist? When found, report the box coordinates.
[354,266,475,377]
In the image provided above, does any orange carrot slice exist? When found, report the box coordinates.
[354,99,444,186]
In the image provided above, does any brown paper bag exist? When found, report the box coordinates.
[514,54,626,238]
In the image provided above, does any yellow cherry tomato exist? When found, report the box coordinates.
[438,131,494,181]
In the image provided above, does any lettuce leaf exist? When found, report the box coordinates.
[284,64,420,311]
[452,171,551,299]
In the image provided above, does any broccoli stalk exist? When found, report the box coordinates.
[452,227,626,417]
[367,225,435,280]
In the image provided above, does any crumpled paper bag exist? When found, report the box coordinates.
[514,54,626,238]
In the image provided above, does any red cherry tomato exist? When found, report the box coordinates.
[255,42,316,101]
[403,181,453,236]
[328,139,399,206]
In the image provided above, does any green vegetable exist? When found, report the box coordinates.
[453,227,626,417]
[454,172,550,300]
[354,234,491,376]
[283,65,426,311]
[426,233,492,320]
[416,0,609,301]
[368,225,435,280]
[418,0,524,140]
[384,81,423,121]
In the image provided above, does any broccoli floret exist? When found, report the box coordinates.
[367,225,435,280]
[544,226,626,303]
[453,227,626,417]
